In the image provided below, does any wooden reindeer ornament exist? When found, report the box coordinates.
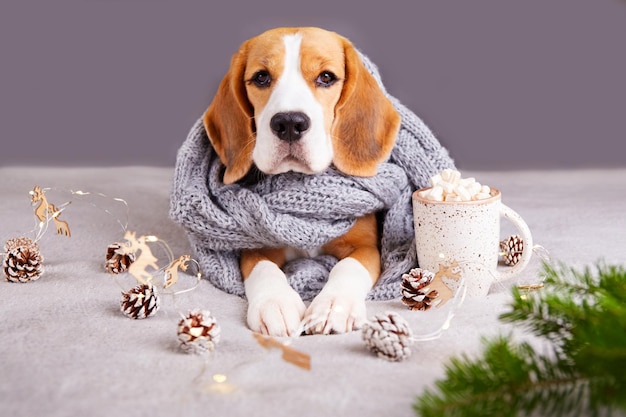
[47,204,71,237]
[124,231,160,285]
[30,186,71,237]
[164,254,191,289]
[253,333,311,370]
[430,261,462,307]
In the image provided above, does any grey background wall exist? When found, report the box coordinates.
[1,0,625,170]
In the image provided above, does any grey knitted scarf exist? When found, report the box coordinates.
[169,53,455,301]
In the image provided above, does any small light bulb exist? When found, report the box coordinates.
[213,374,227,384]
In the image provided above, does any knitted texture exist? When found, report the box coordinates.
[169,53,455,301]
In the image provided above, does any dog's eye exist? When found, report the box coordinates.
[315,71,337,87]
[250,70,271,87]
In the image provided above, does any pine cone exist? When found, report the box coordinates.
[361,312,414,361]
[177,309,221,354]
[500,235,524,266]
[104,242,135,274]
[401,268,440,311]
[120,283,160,319]
[3,237,44,283]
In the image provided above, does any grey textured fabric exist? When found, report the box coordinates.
[169,54,455,301]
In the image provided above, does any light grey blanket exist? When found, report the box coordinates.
[3,166,626,417]
[169,54,455,301]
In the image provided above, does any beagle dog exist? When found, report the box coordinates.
[204,27,400,337]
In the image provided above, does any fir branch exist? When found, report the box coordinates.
[415,337,589,417]
[414,262,626,417]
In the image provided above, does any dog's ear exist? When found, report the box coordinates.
[331,40,400,177]
[203,46,254,185]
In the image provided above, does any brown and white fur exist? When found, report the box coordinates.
[204,27,400,336]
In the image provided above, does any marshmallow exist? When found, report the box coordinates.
[473,192,491,200]
[441,181,455,194]
[444,194,462,202]
[467,182,482,196]
[429,185,444,201]
[418,169,493,202]
[459,177,476,187]
[430,174,442,188]
[454,185,471,201]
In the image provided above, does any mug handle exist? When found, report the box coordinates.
[496,204,533,281]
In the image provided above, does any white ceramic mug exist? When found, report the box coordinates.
[412,187,533,298]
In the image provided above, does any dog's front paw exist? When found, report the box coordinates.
[247,292,306,337]
[245,261,306,337]
[302,257,373,335]
[303,293,367,335]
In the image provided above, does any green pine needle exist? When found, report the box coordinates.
[414,262,626,417]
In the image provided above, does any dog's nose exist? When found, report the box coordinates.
[270,112,310,142]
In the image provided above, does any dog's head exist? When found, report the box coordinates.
[204,27,401,184]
